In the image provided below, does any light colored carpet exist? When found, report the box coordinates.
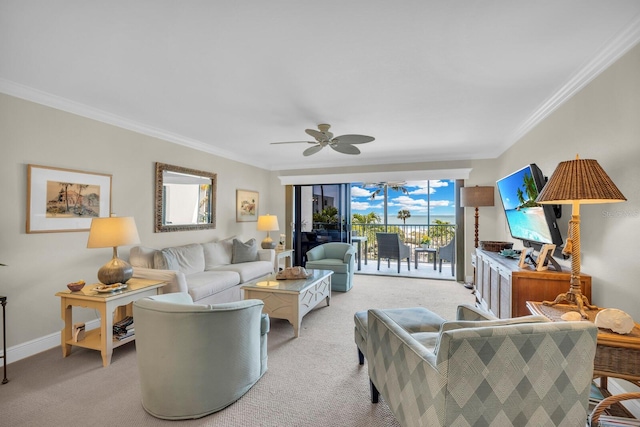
[0,275,474,426]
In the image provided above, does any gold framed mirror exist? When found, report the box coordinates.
[155,163,217,232]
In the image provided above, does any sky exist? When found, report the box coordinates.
[350,180,455,220]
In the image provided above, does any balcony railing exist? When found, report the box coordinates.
[351,223,456,259]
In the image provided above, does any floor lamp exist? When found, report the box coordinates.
[536,155,626,318]
[460,186,495,248]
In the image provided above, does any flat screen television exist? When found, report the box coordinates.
[496,164,563,253]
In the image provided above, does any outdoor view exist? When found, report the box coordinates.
[349,180,456,248]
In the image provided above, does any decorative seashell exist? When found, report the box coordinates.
[595,308,635,334]
[561,311,582,321]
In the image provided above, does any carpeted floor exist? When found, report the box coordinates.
[0,275,474,426]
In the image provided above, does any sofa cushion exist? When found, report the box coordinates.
[161,244,205,275]
[211,261,272,283]
[232,239,259,264]
[202,241,233,269]
[187,271,241,302]
[305,259,349,274]
[410,332,439,353]
[129,246,157,269]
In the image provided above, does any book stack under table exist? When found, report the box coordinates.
[113,316,134,341]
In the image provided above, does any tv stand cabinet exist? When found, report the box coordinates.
[473,249,591,319]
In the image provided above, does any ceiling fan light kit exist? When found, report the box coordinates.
[271,124,374,156]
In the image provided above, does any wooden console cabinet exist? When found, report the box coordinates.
[473,249,591,319]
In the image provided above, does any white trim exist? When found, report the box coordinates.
[510,15,640,145]
[1,319,100,364]
[277,168,472,185]
[0,79,265,170]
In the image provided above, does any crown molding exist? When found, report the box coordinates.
[509,14,640,146]
[0,78,265,169]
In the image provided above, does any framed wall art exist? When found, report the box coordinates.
[236,189,259,222]
[27,164,112,233]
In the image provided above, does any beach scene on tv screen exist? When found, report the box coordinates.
[497,167,553,244]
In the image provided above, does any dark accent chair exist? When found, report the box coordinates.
[376,233,411,273]
[437,239,455,276]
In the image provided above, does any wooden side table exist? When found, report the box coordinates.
[275,249,294,271]
[526,301,640,388]
[1,295,7,384]
[55,278,165,367]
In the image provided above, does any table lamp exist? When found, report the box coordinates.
[460,186,495,248]
[257,214,279,249]
[536,155,626,318]
[87,216,141,285]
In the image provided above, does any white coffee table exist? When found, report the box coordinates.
[241,269,333,337]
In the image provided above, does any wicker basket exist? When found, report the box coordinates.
[479,241,513,252]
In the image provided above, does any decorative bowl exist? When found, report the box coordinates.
[480,241,514,252]
[67,281,86,292]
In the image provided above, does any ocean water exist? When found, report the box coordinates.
[386,215,456,225]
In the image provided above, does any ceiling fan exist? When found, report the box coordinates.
[271,124,374,156]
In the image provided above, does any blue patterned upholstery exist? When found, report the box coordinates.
[366,307,598,427]
[354,307,446,365]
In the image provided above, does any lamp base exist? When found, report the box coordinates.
[543,288,597,319]
[261,237,277,250]
[97,257,133,285]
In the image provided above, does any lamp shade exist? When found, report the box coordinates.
[460,186,494,207]
[536,157,626,204]
[87,216,141,248]
[256,215,279,232]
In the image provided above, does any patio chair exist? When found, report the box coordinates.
[376,233,411,273]
[437,239,455,276]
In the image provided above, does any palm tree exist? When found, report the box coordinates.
[352,212,381,224]
[58,182,73,213]
[368,182,408,200]
[397,209,411,224]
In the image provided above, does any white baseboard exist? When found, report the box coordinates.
[2,319,100,364]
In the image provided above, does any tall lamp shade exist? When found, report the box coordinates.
[460,186,495,248]
[536,155,626,317]
[87,216,141,285]
[257,214,279,249]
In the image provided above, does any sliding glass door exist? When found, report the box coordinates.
[292,184,351,266]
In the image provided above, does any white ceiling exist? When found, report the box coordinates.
[2,1,640,172]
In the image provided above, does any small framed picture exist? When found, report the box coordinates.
[236,189,259,222]
[518,248,531,268]
[536,244,556,271]
[27,164,112,233]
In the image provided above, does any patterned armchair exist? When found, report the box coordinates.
[366,307,598,427]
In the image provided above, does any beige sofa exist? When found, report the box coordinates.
[129,238,275,305]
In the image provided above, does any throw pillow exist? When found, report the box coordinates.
[232,238,258,264]
[129,246,157,269]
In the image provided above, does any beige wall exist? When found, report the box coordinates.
[488,43,640,321]
[0,93,275,353]
[1,42,638,363]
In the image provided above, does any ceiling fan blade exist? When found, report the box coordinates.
[305,129,325,141]
[331,143,360,155]
[303,145,324,156]
[333,134,375,144]
[271,141,316,145]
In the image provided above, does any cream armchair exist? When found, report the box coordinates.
[133,293,269,420]
[366,306,598,427]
